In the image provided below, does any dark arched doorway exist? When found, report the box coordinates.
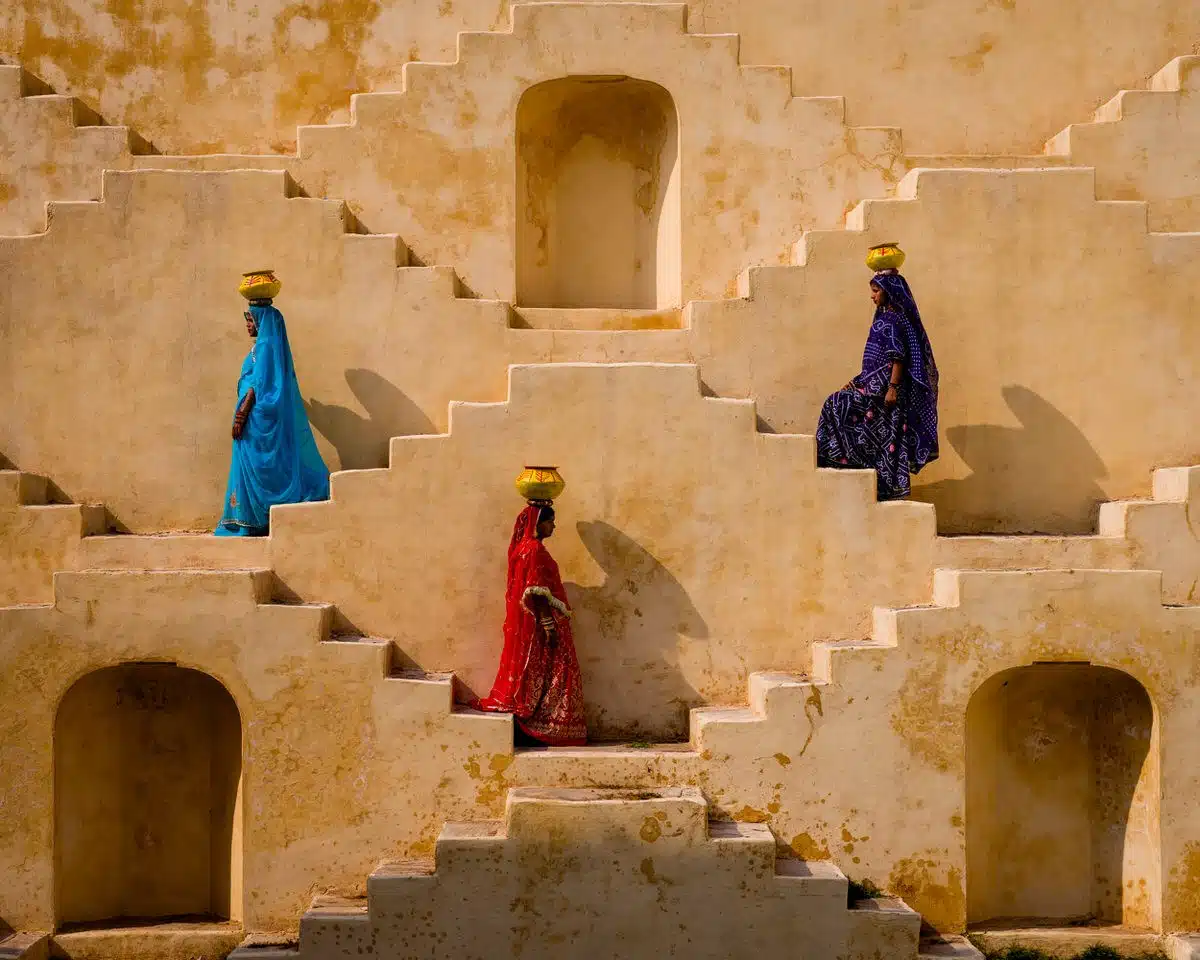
[55,664,242,927]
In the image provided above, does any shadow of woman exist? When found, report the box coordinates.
[305,368,436,470]
[914,385,1108,535]
[565,520,708,743]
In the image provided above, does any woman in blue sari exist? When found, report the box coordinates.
[215,299,329,536]
[816,270,939,500]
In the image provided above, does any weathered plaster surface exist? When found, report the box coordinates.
[0,3,1197,951]
[0,569,514,934]
[0,66,137,235]
[275,2,905,303]
[295,788,919,959]
[0,471,102,605]
[3,564,1198,937]
[1047,56,1200,232]
[270,361,935,740]
[0,167,1197,538]
[2,0,1198,156]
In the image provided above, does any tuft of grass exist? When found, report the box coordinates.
[985,949,1053,960]
[628,740,653,749]
[846,877,884,905]
[1076,949,1124,960]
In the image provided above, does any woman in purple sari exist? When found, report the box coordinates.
[816,270,939,500]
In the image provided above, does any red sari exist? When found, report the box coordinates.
[476,505,587,746]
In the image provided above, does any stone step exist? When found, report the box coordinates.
[934,533,1130,571]
[292,786,919,958]
[76,533,271,571]
[968,925,1167,958]
[50,921,244,960]
[919,936,985,959]
[0,932,49,959]
[0,470,47,505]
[228,946,299,960]
[510,306,685,330]
[904,154,1072,170]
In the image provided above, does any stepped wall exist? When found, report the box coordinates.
[2,0,1198,156]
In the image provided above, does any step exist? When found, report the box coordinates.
[968,924,1167,958]
[934,534,1130,571]
[0,470,47,505]
[51,921,244,960]
[227,934,298,959]
[297,900,372,955]
[0,933,49,959]
[773,856,849,897]
[286,786,924,958]
[510,306,684,330]
[77,534,271,571]
[904,154,1072,170]
[919,936,985,959]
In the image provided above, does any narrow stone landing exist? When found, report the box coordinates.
[969,923,1166,958]
[50,920,243,960]
[76,533,270,571]
[510,306,684,330]
[233,787,920,960]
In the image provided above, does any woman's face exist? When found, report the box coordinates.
[536,516,556,540]
[244,311,258,338]
[870,282,886,307]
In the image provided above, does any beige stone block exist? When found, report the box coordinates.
[292,786,918,959]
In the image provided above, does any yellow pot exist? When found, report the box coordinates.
[239,269,282,301]
[515,466,565,502]
[866,243,905,273]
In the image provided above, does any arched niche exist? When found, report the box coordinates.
[966,664,1160,930]
[516,76,681,309]
[55,664,243,927]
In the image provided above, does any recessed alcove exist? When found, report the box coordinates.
[55,664,243,928]
[966,664,1160,930]
[515,75,681,309]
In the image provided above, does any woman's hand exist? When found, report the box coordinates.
[540,616,558,649]
[884,385,898,408]
[232,389,255,439]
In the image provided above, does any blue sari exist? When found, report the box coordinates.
[215,304,329,536]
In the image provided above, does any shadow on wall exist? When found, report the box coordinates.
[566,521,707,741]
[914,385,1108,535]
[305,368,437,470]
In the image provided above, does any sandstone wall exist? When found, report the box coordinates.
[4,565,1199,934]
[2,0,1197,156]
[1,166,1196,538]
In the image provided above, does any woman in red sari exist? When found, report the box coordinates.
[476,503,587,746]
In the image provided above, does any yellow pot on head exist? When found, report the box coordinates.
[239,269,282,301]
[515,466,565,502]
[866,243,905,273]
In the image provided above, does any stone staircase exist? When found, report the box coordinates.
[128,1,908,305]
[229,786,921,960]
[1045,54,1200,230]
[1,5,1199,955]
[903,53,1200,232]
[0,468,104,605]
[0,63,152,235]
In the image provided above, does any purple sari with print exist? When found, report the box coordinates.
[816,272,939,500]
